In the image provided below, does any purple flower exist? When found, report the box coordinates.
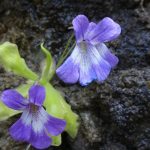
[56,15,121,86]
[1,85,66,149]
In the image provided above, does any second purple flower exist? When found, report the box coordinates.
[1,84,66,149]
[56,15,121,86]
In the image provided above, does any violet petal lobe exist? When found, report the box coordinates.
[72,15,89,43]
[79,55,96,86]
[29,85,45,106]
[77,42,97,86]
[31,107,49,134]
[96,43,119,68]
[84,22,96,39]
[9,118,31,142]
[88,43,111,82]
[56,45,80,84]
[45,114,66,136]
[87,17,121,44]
[29,128,52,149]
[1,90,28,110]
[28,107,52,149]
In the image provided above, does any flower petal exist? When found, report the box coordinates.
[45,114,66,136]
[72,15,89,42]
[56,45,80,84]
[87,43,111,82]
[84,22,96,38]
[31,106,65,137]
[87,17,121,44]
[1,90,28,110]
[10,107,52,149]
[57,41,115,85]
[77,42,111,85]
[9,111,32,141]
[25,107,52,149]
[32,107,48,134]
[78,42,97,86]
[57,42,112,85]
[29,85,45,106]
[30,128,52,149]
[79,57,96,86]
[96,43,119,68]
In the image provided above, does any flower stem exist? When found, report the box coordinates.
[56,33,75,68]
[26,144,31,150]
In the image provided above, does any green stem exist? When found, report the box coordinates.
[56,33,75,68]
[26,144,31,150]
[63,42,76,59]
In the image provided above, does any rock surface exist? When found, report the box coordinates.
[0,0,150,149]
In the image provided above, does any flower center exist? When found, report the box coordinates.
[29,103,39,113]
[79,41,87,53]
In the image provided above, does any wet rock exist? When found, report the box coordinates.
[0,0,150,150]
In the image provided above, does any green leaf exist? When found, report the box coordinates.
[44,83,79,138]
[40,43,55,84]
[0,42,38,80]
[51,135,62,146]
[16,82,33,97]
[0,101,19,121]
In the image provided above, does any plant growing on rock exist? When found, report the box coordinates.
[0,42,79,149]
[0,14,121,149]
